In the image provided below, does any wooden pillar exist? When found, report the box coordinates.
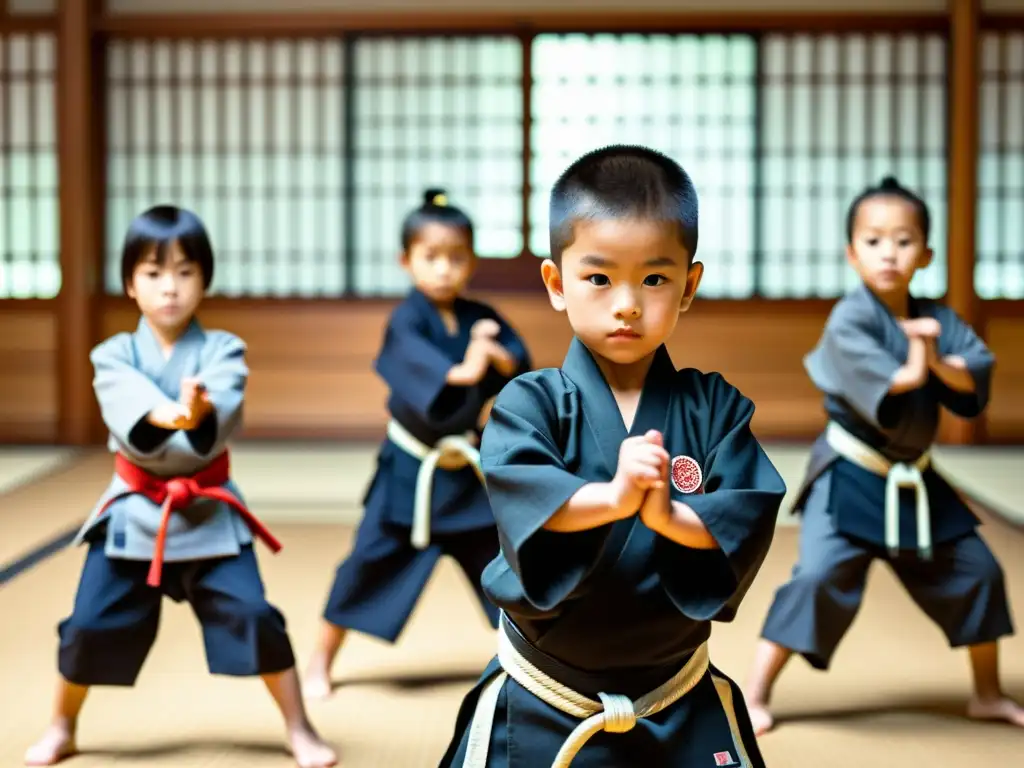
[56,0,101,445]
[942,0,980,445]
[472,30,541,294]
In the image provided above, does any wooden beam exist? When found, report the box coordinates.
[94,12,947,37]
[56,0,101,445]
[473,32,541,295]
[89,7,108,444]
[980,12,1024,30]
[943,0,980,445]
[0,16,57,32]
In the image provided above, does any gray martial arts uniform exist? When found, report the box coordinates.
[761,285,1014,670]
[59,319,295,686]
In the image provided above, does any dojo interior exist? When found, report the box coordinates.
[2,1,1024,766]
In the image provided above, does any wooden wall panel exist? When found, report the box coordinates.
[101,295,831,441]
[669,303,829,438]
[984,306,1024,442]
[92,297,1024,445]
[0,303,57,442]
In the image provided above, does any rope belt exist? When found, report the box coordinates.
[825,421,932,559]
[386,419,485,550]
[462,615,711,768]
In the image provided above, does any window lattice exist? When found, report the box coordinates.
[529,33,758,299]
[105,38,346,297]
[350,36,523,297]
[759,33,948,298]
[977,31,1024,300]
[0,33,59,299]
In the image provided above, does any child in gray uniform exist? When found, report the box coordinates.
[744,177,1022,734]
[25,206,337,767]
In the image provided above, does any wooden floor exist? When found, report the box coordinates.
[1,443,1023,767]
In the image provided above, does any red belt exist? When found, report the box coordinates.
[95,451,282,587]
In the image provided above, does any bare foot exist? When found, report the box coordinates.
[967,696,1024,727]
[288,724,337,768]
[746,701,775,736]
[24,724,76,766]
[302,662,334,701]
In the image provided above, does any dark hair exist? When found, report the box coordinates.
[400,188,475,250]
[548,144,699,263]
[845,175,931,244]
[120,205,215,292]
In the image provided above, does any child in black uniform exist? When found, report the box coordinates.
[304,190,531,699]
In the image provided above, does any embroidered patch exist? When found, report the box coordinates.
[713,751,736,766]
[670,455,703,494]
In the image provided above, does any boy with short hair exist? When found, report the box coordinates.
[438,145,787,767]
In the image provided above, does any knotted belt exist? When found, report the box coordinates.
[461,614,711,768]
[386,419,486,550]
[93,451,282,587]
[825,421,932,559]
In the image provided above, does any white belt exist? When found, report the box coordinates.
[386,419,485,550]
[462,617,711,768]
[825,421,932,559]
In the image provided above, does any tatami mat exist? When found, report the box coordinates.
[0,447,78,497]
[229,443,378,525]
[3,442,1012,536]
[0,452,110,570]
[215,442,1024,529]
[1,443,1023,767]
[932,446,1024,525]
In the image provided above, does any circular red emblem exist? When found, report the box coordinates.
[670,455,703,494]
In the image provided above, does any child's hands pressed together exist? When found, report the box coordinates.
[146,402,193,430]
[610,430,669,517]
[470,318,502,340]
[469,320,519,375]
[898,318,942,369]
[447,338,494,386]
[636,431,673,531]
[178,377,213,429]
[900,317,941,339]
[482,339,517,375]
[466,338,497,378]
